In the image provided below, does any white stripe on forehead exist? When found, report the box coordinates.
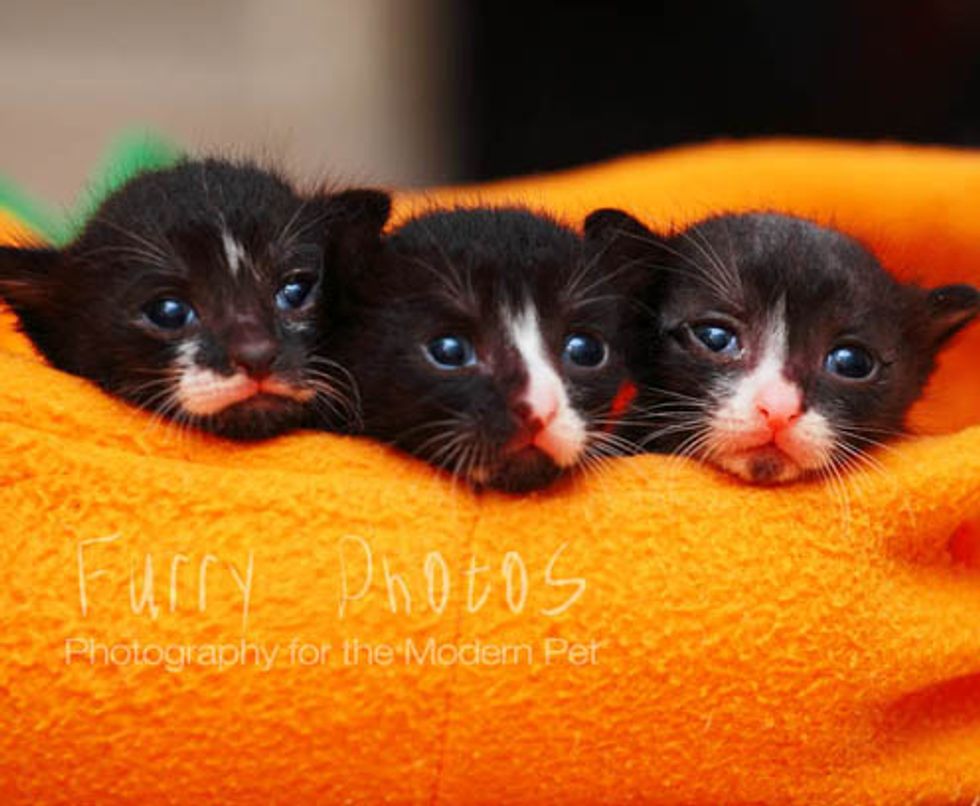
[721,296,791,409]
[504,303,565,415]
[175,339,199,367]
[759,295,788,371]
[706,295,837,481]
[222,230,246,278]
[503,302,588,467]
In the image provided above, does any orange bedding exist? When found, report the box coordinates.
[0,140,978,804]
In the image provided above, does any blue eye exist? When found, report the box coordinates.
[144,298,196,330]
[275,276,315,310]
[562,332,607,368]
[425,336,476,369]
[825,345,876,379]
[692,323,740,355]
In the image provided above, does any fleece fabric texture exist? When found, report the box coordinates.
[0,140,978,805]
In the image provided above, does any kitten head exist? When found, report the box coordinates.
[336,207,648,492]
[0,158,389,439]
[588,210,979,484]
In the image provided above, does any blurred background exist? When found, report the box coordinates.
[4,0,980,205]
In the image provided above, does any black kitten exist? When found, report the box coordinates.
[0,158,388,439]
[587,210,979,484]
[331,207,647,492]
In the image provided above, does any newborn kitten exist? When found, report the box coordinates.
[332,207,647,492]
[587,209,979,484]
[0,158,388,439]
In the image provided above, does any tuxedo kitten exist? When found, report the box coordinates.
[333,207,647,492]
[586,210,979,484]
[0,158,389,439]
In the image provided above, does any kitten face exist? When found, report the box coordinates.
[0,159,389,439]
[588,210,979,484]
[335,208,646,492]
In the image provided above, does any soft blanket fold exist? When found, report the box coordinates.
[0,139,977,805]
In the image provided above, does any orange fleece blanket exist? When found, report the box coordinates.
[0,140,978,805]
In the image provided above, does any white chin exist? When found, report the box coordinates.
[714,447,809,485]
[706,410,835,484]
[179,387,257,417]
[533,424,585,469]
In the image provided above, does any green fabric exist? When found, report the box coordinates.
[0,177,61,243]
[0,128,182,245]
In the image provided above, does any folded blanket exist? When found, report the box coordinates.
[0,140,977,805]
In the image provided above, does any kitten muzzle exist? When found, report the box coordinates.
[486,446,562,493]
[178,369,313,417]
[714,426,826,484]
[503,418,581,469]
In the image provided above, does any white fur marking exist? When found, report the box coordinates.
[222,231,246,278]
[505,304,586,467]
[173,340,310,416]
[720,300,789,425]
[707,299,836,482]
[175,340,199,370]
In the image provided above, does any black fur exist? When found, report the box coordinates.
[587,209,980,476]
[0,158,389,439]
[330,207,648,492]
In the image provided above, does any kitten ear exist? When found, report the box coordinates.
[0,246,60,315]
[328,188,392,233]
[583,208,664,291]
[321,189,392,275]
[922,283,979,347]
[584,208,655,247]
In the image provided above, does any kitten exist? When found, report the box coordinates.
[0,158,389,439]
[586,209,979,484]
[331,207,648,492]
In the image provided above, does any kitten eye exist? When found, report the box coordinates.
[143,298,197,330]
[562,332,607,368]
[691,323,740,355]
[425,336,476,369]
[825,345,877,380]
[275,275,316,310]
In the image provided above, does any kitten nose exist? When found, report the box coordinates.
[755,380,803,431]
[513,388,559,434]
[230,338,278,379]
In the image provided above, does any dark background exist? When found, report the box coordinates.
[451,0,980,181]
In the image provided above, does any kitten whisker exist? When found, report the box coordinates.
[305,362,363,430]
[74,244,171,270]
[87,217,172,265]
[562,231,613,302]
[415,218,474,308]
[816,461,852,534]
[395,416,469,441]
[410,426,472,463]
[682,226,743,304]
[403,255,472,310]
[667,427,715,467]
[612,226,734,301]
[637,421,709,448]
[576,449,620,513]
[831,439,908,510]
[566,253,651,303]
[308,386,357,432]
[275,195,314,254]
[422,430,473,468]
[585,430,645,458]
[832,427,906,459]
[635,384,712,405]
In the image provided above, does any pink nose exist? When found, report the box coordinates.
[513,387,559,434]
[755,380,802,431]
